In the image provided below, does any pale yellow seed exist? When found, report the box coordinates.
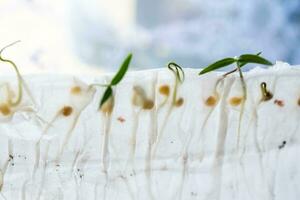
[229,97,243,106]
[205,96,217,106]
[132,86,146,107]
[159,85,170,96]
[0,103,11,116]
[175,97,184,107]
[62,106,73,116]
[70,86,82,95]
[274,99,284,107]
[101,97,114,114]
[143,99,154,110]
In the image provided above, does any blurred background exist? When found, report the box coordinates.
[0,0,300,74]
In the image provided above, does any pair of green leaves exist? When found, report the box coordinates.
[99,54,132,109]
[199,53,273,75]
[99,52,271,108]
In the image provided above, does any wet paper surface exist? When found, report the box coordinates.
[0,62,299,200]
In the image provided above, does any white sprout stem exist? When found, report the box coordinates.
[100,112,113,200]
[152,76,179,160]
[0,41,23,107]
[124,108,141,172]
[236,63,247,150]
[145,74,158,200]
[197,77,223,160]
[173,112,196,200]
[101,113,112,173]
[36,142,50,200]
[32,112,60,179]
[56,112,81,162]
[151,105,173,160]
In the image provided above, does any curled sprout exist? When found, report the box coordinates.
[151,63,185,160]
[167,62,185,106]
[167,62,185,83]
[0,41,40,122]
[260,82,273,101]
[0,41,23,107]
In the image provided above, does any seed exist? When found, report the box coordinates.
[62,106,73,116]
[159,85,170,96]
[117,116,125,123]
[0,103,11,116]
[100,96,114,114]
[132,93,144,107]
[274,99,284,107]
[262,92,273,101]
[260,82,273,101]
[205,96,217,106]
[175,97,184,107]
[229,97,243,106]
[143,99,154,109]
[70,86,82,94]
[132,86,146,107]
[298,98,300,106]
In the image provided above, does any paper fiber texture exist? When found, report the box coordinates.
[0,62,299,200]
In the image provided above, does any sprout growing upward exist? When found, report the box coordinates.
[152,62,185,160]
[0,41,23,107]
[199,53,273,149]
[199,52,272,100]
[167,62,185,106]
[99,54,132,110]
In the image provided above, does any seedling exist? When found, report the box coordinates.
[0,41,23,107]
[125,85,154,174]
[199,53,273,149]
[97,54,132,189]
[0,41,42,125]
[199,52,272,99]
[168,62,185,106]
[32,80,96,177]
[152,62,185,159]
[132,86,154,110]
[99,54,132,112]
[260,82,273,101]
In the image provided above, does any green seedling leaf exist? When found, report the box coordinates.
[98,53,133,110]
[99,86,113,109]
[168,62,185,83]
[239,52,262,67]
[111,53,132,85]
[238,54,272,66]
[199,58,236,75]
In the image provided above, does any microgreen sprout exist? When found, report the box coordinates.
[260,82,273,101]
[167,62,185,105]
[99,54,132,110]
[199,53,273,149]
[0,41,23,106]
[168,62,185,83]
[199,52,271,76]
[199,52,272,102]
[152,62,185,160]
